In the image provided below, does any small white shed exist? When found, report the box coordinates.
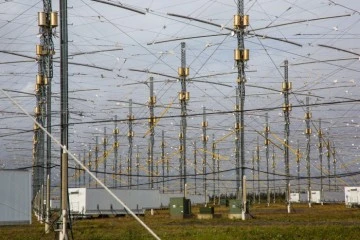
[289,193,300,203]
[344,187,360,206]
[0,170,32,225]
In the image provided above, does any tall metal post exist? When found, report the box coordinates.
[296,140,301,193]
[83,149,86,186]
[212,134,216,204]
[305,95,312,207]
[148,77,156,189]
[256,137,260,204]
[194,141,197,195]
[272,147,276,203]
[95,136,99,188]
[128,99,134,189]
[234,0,249,219]
[332,143,337,191]
[113,115,119,188]
[59,0,69,237]
[282,60,292,213]
[265,113,270,206]
[136,145,140,189]
[161,131,165,193]
[327,139,331,191]
[178,42,189,194]
[318,119,324,204]
[217,150,220,204]
[201,107,208,202]
[252,151,255,203]
[37,0,57,233]
[103,127,107,186]
[88,146,92,188]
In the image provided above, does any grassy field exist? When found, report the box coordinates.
[1,203,360,240]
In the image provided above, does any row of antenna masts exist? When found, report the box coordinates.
[31,1,341,234]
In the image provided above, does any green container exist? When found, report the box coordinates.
[229,199,242,214]
[199,206,214,214]
[169,197,192,217]
[220,198,229,206]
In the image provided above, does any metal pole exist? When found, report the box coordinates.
[128,99,134,189]
[149,77,155,189]
[202,107,208,203]
[318,119,324,204]
[95,136,99,188]
[252,151,255,203]
[305,95,312,208]
[136,145,140,189]
[272,147,276,203]
[194,141,197,195]
[161,131,165,193]
[296,140,301,194]
[327,139,331,191]
[212,134,216,204]
[256,137,260,204]
[332,143,337,191]
[282,60,292,213]
[178,42,188,194]
[113,115,119,188]
[265,113,270,206]
[59,151,68,240]
[88,146,92,188]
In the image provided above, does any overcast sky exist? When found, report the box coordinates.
[0,0,359,193]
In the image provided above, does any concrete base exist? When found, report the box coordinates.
[228,213,242,220]
[197,214,214,220]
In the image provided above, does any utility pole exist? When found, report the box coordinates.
[103,127,108,186]
[83,149,86,187]
[256,137,260,204]
[264,113,270,206]
[113,115,119,188]
[282,60,292,213]
[127,99,134,189]
[234,0,249,220]
[178,42,189,194]
[201,107,208,203]
[318,119,324,204]
[305,95,312,207]
[148,77,156,189]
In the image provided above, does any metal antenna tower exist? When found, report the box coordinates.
[201,107,208,203]
[148,77,156,189]
[58,0,69,237]
[282,60,292,213]
[326,139,331,191]
[161,130,165,193]
[95,136,99,188]
[318,119,324,204]
[332,143,337,191]
[128,99,134,189]
[252,151,255,203]
[305,95,312,207]
[103,127,107,186]
[113,115,119,188]
[256,137,260,204]
[178,42,189,194]
[265,113,270,206]
[136,145,140,189]
[36,0,57,233]
[296,140,301,193]
[83,149,86,186]
[272,147,276,203]
[193,141,197,194]
[88,146,92,188]
[212,134,216,203]
[234,0,249,219]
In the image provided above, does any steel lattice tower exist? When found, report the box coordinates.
[148,77,156,189]
[264,113,270,206]
[113,115,120,188]
[282,60,292,212]
[201,107,208,202]
[128,99,134,189]
[318,119,324,203]
[178,42,189,193]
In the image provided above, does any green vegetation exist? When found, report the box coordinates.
[1,203,360,240]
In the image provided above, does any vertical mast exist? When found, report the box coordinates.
[265,113,270,206]
[178,42,189,194]
[113,115,119,188]
[201,107,208,202]
[128,99,134,189]
[305,95,312,207]
[148,77,156,189]
[318,119,324,204]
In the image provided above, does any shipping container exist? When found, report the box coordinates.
[289,193,300,203]
[0,170,31,225]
